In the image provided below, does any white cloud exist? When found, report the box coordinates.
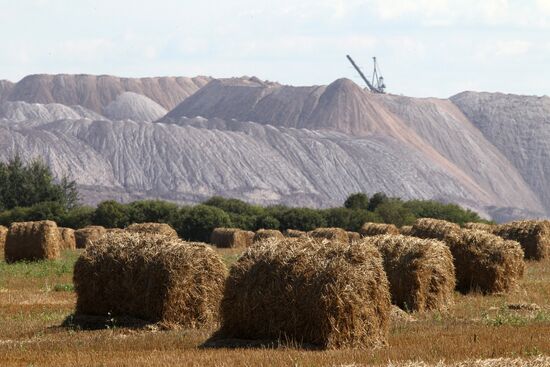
[493,40,532,56]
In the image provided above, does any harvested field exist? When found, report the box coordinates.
[73,232,227,328]
[308,227,349,243]
[364,235,455,312]
[411,218,461,241]
[445,229,525,294]
[210,228,251,248]
[0,244,549,366]
[493,220,550,260]
[74,226,106,248]
[215,237,391,349]
[58,228,76,250]
[4,221,61,263]
[360,223,400,236]
[125,222,178,239]
[253,229,284,243]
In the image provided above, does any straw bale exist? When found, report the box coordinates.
[347,231,362,243]
[463,222,495,232]
[364,235,455,312]
[4,221,61,263]
[125,222,178,239]
[253,229,284,243]
[284,229,307,238]
[410,218,461,241]
[493,220,550,260]
[58,227,76,250]
[211,228,250,248]
[74,226,107,249]
[73,232,227,328]
[308,227,349,243]
[217,237,391,349]
[360,223,400,237]
[0,225,7,252]
[399,226,413,236]
[445,229,525,293]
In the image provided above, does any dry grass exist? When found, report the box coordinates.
[58,228,76,250]
[125,223,179,239]
[284,229,307,238]
[74,225,106,249]
[210,228,251,248]
[4,221,61,263]
[253,229,284,243]
[0,243,549,366]
[411,218,461,241]
[463,223,495,232]
[308,227,350,243]
[360,223,400,237]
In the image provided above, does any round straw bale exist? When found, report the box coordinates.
[217,237,391,349]
[125,222,178,239]
[74,226,107,249]
[58,227,76,250]
[253,229,284,243]
[347,231,362,243]
[362,235,455,312]
[410,218,461,241]
[106,228,126,234]
[284,229,307,238]
[73,232,227,328]
[399,226,413,236]
[0,225,7,252]
[445,229,525,294]
[308,227,349,243]
[5,221,61,263]
[493,220,550,260]
[463,222,495,232]
[211,228,251,248]
[360,223,400,237]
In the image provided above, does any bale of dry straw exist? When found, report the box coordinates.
[410,218,461,241]
[363,235,455,312]
[74,226,107,249]
[0,225,7,252]
[360,223,400,237]
[463,222,495,232]
[211,228,251,248]
[493,220,550,260]
[253,229,284,243]
[217,237,390,349]
[347,231,362,243]
[4,221,61,263]
[125,222,179,239]
[284,229,307,238]
[308,227,349,243]
[58,227,76,250]
[73,232,227,328]
[445,229,525,293]
[399,226,413,236]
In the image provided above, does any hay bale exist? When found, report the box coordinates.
[106,228,126,234]
[4,221,61,263]
[445,229,525,293]
[58,227,76,250]
[73,232,227,328]
[0,225,7,252]
[126,222,178,239]
[284,229,307,238]
[347,231,362,243]
[493,220,550,260]
[399,226,413,236]
[211,228,251,248]
[363,235,455,312]
[308,227,349,243]
[463,222,495,232]
[217,237,391,349]
[360,223,400,237]
[410,218,461,241]
[74,226,107,249]
[253,229,284,243]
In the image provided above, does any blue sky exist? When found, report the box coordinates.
[1,0,549,97]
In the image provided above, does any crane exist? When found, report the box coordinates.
[346,55,386,94]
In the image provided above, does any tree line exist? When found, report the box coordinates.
[0,157,488,242]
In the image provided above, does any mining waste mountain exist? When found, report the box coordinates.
[0,74,548,222]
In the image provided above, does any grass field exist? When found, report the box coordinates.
[0,247,549,367]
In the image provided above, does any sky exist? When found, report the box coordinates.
[1,0,550,97]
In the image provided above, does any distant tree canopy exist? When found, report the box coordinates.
[0,156,78,211]
[0,174,490,241]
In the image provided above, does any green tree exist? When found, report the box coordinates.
[255,215,280,230]
[203,196,264,216]
[93,200,131,228]
[177,205,232,242]
[344,193,370,210]
[276,208,326,231]
[128,200,179,224]
[375,200,416,227]
[403,200,483,225]
[368,192,389,211]
[61,206,95,229]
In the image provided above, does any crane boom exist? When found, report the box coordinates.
[346,55,384,93]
